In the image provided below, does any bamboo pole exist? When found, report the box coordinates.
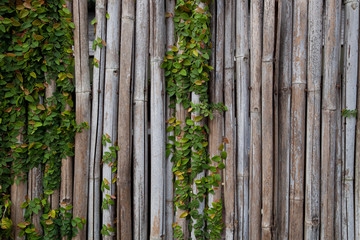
[249,0,263,239]
[261,0,275,239]
[117,0,135,238]
[102,0,121,239]
[165,0,175,239]
[223,0,236,238]
[133,0,149,238]
[235,0,250,238]
[355,30,360,240]
[88,0,106,239]
[276,0,292,239]
[288,0,307,239]
[72,0,91,239]
[11,132,27,240]
[304,0,322,238]
[149,0,166,238]
[321,0,342,239]
[342,1,359,239]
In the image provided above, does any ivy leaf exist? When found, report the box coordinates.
[218,162,225,170]
[25,95,34,102]
[63,7,70,15]
[179,212,188,218]
[106,13,110,19]
[91,18,97,25]
[179,69,187,76]
[212,155,221,162]
[186,119,194,126]
[221,151,227,159]
[34,35,44,41]
[30,72,37,78]
[194,116,203,122]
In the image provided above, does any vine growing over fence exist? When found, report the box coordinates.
[162,0,226,239]
[0,0,83,239]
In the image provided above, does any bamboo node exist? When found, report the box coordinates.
[344,0,359,4]
[122,15,135,21]
[151,57,163,63]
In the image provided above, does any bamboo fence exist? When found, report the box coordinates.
[8,0,360,239]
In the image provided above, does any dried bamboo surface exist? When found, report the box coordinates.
[117,0,135,238]
[133,0,150,239]
[249,0,263,239]
[304,0,322,239]
[72,0,91,239]
[88,0,106,239]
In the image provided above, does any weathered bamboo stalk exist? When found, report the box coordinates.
[235,0,250,238]
[11,132,27,240]
[149,0,166,238]
[117,0,135,238]
[88,0,106,239]
[249,0,263,239]
[342,1,359,239]
[276,0,292,239]
[133,0,149,238]
[321,0,342,239]
[72,0,91,239]
[224,0,236,238]
[165,0,175,238]
[355,29,360,240]
[304,0,322,239]
[288,0,307,239]
[261,0,275,239]
[102,0,121,239]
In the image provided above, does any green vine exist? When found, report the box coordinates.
[0,0,83,239]
[162,0,226,239]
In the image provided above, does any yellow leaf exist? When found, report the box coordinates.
[37,104,45,110]
[210,213,215,219]
[30,72,36,78]
[34,35,44,41]
[168,117,176,124]
[179,212,188,218]
[103,178,109,185]
[172,46,178,52]
[45,219,53,225]
[193,49,198,57]
[194,80,202,86]
[188,107,193,112]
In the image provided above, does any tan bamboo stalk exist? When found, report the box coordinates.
[342,1,359,239]
[249,0,263,239]
[321,0,341,239]
[165,0,175,238]
[117,0,135,238]
[72,0,91,239]
[276,0,292,239]
[88,0,106,239]
[102,0,121,239]
[149,0,166,238]
[133,0,149,238]
[355,32,360,240]
[304,0,322,238]
[11,132,27,240]
[208,0,224,214]
[223,0,236,238]
[288,0,307,239]
[261,0,275,239]
[235,0,250,238]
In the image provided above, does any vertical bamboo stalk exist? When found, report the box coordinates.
[165,0,175,238]
[102,0,121,239]
[321,0,342,239]
[224,0,236,238]
[150,0,166,238]
[249,0,263,239]
[72,0,91,239]
[342,1,359,239]
[261,0,275,239]
[288,0,307,239]
[355,31,360,240]
[117,0,135,238]
[236,0,250,238]
[304,0,323,238]
[276,0,292,239]
[133,0,149,238]
[11,133,27,240]
[88,0,106,239]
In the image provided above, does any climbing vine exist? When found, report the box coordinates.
[162,0,226,239]
[0,0,83,239]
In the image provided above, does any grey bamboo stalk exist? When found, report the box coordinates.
[133,0,149,238]
[235,0,250,238]
[276,0,292,239]
[355,32,360,240]
[321,0,341,239]
[249,0,263,239]
[11,132,27,240]
[117,0,135,238]
[165,0,175,238]
[88,0,106,239]
[304,0,322,238]
[150,0,166,238]
[261,0,275,239]
[72,0,91,239]
[288,0,307,239]
[102,0,121,239]
[224,0,236,238]
[342,1,359,239]
[208,0,224,212]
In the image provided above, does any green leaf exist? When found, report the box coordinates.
[212,155,221,162]
[91,18,97,25]
[63,7,70,15]
[106,13,110,19]
[218,162,225,169]
[179,69,187,76]
[221,151,227,159]
[194,116,203,122]
[25,95,34,102]
[186,119,194,126]
[30,72,37,78]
